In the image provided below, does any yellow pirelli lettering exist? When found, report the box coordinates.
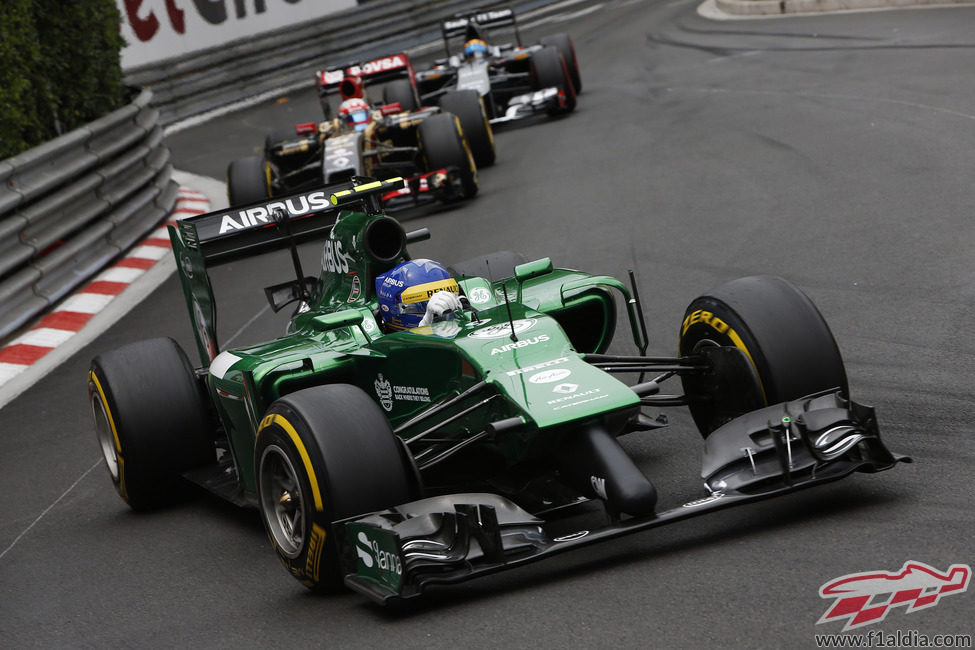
[305,523,328,582]
[400,278,460,304]
[259,414,324,512]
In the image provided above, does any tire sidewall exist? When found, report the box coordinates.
[255,411,337,590]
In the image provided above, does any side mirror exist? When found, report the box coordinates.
[264,277,317,313]
[311,309,364,332]
[513,257,553,283]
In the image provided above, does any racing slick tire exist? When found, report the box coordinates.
[678,275,849,437]
[255,384,415,592]
[449,251,527,282]
[540,33,581,93]
[382,78,421,112]
[88,338,214,511]
[264,126,299,151]
[419,112,478,199]
[530,46,577,115]
[227,155,270,207]
[439,90,496,168]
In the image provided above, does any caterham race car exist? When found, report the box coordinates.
[88,178,908,605]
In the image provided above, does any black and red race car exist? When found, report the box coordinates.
[226,53,494,210]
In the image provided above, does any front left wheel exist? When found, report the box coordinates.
[678,275,849,437]
[255,384,415,592]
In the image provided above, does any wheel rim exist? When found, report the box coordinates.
[259,444,306,559]
[90,393,119,481]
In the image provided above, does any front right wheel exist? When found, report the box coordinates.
[678,275,849,437]
[255,384,415,592]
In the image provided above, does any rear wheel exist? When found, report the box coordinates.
[88,338,213,510]
[540,33,581,93]
[530,46,576,115]
[383,79,420,112]
[419,112,478,199]
[227,155,270,206]
[255,384,415,592]
[264,126,299,152]
[678,275,849,437]
[439,90,496,168]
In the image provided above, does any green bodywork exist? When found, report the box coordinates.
[168,182,647,497]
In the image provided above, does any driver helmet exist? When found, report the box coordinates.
[375,259,459,330]
[338,98,371,131]
[463,39,489,61]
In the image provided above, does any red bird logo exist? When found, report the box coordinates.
[818,561,970,631]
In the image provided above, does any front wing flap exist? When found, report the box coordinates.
[339,392,909,605]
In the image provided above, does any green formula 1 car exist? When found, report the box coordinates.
[88,178,909,605]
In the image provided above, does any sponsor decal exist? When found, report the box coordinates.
[347,274,361,302]
[681,309,731,337]
[547,388,605,410]
[506,357,569,377]
[322,239,353,274]
[551,383,578,394]
[468,286,491,304]
[374,374,393,411]
[355,531,403,575]
[217,191,331,234]
[361,317,377,334]
[322,55,407,85]
[490,334,549,355]
[180,253,193,278]
[818,561,971,631]
[374,374,430,412]
[529,368,572,384]
[469,318,537,339]
[305,523,327,583]
[590,476,608,500]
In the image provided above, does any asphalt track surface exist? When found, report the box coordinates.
[4,1,974,646]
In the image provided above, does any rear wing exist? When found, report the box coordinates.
[168,188,339,366]
[440,6,521,52]
[316,53,415,98]
[168,180,407,367]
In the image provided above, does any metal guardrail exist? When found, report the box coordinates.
[0,88,175,341]
[0,0,564,344]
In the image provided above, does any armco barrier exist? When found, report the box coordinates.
[0,89,175,341]
[0,0,564,345]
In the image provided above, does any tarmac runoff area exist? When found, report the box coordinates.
[699,0,975,18]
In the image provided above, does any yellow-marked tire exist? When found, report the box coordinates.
[255,384,415,592]
[678,275,848,437]
[88,338,214,510]
[439,90,496,168]
[419,112,478,199]
[227,155,270,207]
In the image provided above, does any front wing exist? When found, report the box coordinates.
[338,392,909,605]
